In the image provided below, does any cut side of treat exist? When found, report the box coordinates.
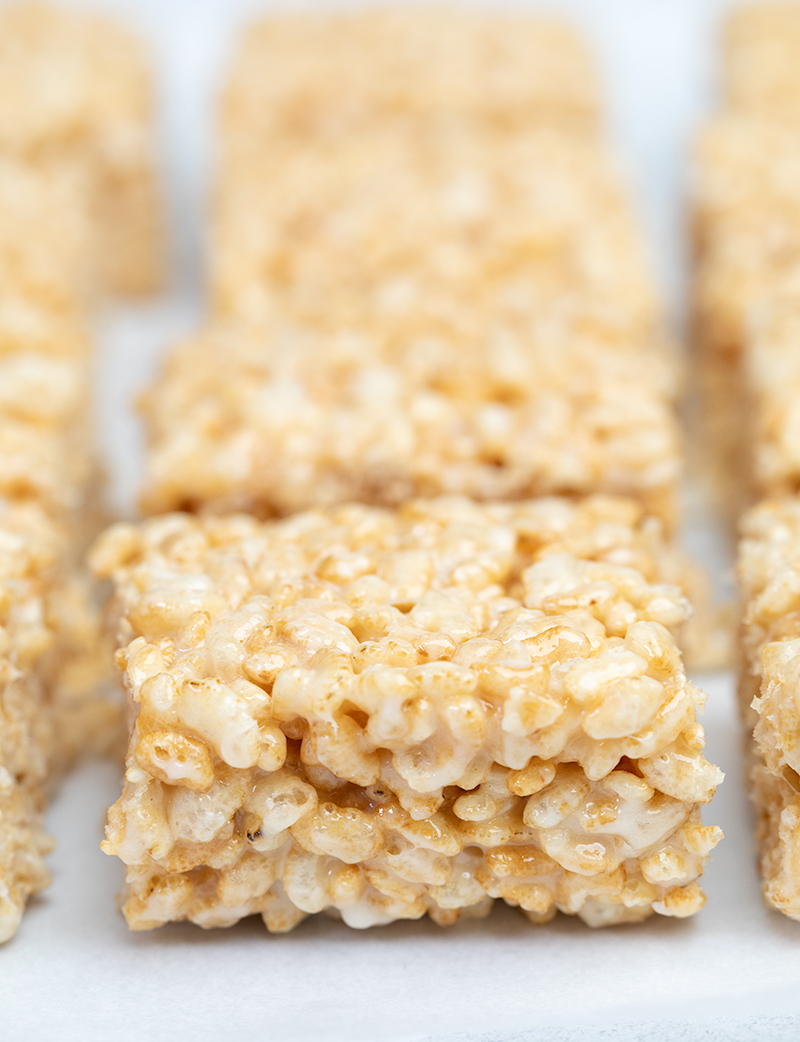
[91,496,723,932]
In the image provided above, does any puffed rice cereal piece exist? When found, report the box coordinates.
[92,496,723,932]
[0,1,165,296]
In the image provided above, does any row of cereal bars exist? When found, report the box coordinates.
[88,7,726,935]
[694,1,800,921]
[11,0,800,943]
[0,2,163,942]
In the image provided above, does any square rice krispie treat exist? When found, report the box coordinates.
[211,126,660,337]
[91,496,722,932]
[154,127,680,528]
[219,6,600,148]
[722,2,800,114]
[0,1,165,297]
[139,316,680,529]
[738,496,800,918]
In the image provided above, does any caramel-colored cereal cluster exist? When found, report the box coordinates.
[0,1,165,296]
[91,497,722,932]
[737,497,800,918]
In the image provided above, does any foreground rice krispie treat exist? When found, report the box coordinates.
[0,1,165,296]
[92,496,723,932]
[722,2,800,115]
[140,317,680,528]
[220,5,600,148]
[738,496,800,918]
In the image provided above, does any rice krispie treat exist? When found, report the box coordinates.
[0,503,74,942]
[212,126,659,337]
[722,2,800,115]
[737,496,800,918]
[140,316,680,529]
[0,1,165,297]
[692,21,800,511]
[91,496,723,932]
[220,5,599,148]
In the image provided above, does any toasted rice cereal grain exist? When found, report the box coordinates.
[737,497,800,918]
[0,1,165,296]
[92,496,723,932]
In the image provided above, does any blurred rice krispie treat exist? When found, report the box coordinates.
[722,1,800,115]
[220,5,600,147]
[212,126,659,336]
[737,496,800,918]
[0,1,165,296]
[91,495,723,932]
[0,503,74,942]
[692,7,800,513]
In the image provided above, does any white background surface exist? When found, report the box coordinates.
[3,1,795,1040]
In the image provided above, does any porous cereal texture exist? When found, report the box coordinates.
[92,496,723,932]
[0,1,165,296]
[738,496,800,918]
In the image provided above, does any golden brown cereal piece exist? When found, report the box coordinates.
[220,6,600,145]
[0,1,165,296]
[92,497,723,932]
[737,497,800,918]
